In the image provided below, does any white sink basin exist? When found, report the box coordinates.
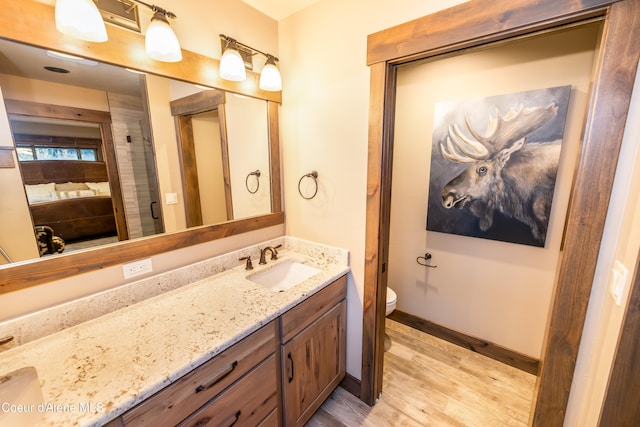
[248,260,322,292]
[0,367,44,426]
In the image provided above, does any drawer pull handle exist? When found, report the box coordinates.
[195,361,238,393]
[287,352,294,383]
[225,410,241,427]
[191,416,211,427]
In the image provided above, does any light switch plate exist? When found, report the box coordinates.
[165,192,178,205]
[609,260,629,306]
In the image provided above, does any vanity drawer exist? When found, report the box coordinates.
[121,320,277,427]
[177,355,279,427]
[280,275,347,343]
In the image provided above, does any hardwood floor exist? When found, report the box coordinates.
[306,319,536,426]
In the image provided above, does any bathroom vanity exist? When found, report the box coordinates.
[0,238,350,427]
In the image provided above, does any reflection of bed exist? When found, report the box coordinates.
[20,160,117,243]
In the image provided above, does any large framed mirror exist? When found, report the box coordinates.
[0,0,283,293]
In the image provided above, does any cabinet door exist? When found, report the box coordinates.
[282,299,346,427]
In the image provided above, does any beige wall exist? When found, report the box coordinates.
[390,23,600,358]
[0,85,39,263]
[225,95,271,218]
[192,111,228,224]
[279,0,470,379]
[279,0,639,422]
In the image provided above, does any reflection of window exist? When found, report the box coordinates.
[14,134,103,162]
[17,146,99,161]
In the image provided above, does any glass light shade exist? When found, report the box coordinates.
[145,12,182,63]
[259,60,282,92]
[219,47,247,81]
[55,0,108,42]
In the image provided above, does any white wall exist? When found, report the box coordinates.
[390,23,600,358]
[279,0,469,379]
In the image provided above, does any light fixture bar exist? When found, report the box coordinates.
[219,34,278,63]
[130,0,176,19]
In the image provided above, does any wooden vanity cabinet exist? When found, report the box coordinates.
[107,320,280,427]
[105,274,348,427]
[279,275,347,427]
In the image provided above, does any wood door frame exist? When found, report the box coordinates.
[5,99,129,241]
[170,90,233,227]
[362,1,640,425]
[599,246,640,424]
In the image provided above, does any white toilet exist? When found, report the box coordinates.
[385,287,397,316]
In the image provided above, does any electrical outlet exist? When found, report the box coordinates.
[123,258,153,279]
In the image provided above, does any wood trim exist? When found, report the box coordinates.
[389,310,540,376]
[0,0,281,103]
[99,115,128,241]
[366,0,612,65]
[533,2,640,424]
[0,211,284,293]
[174,114,204,227]
[361,60,395,405]
[339,373,361,398]
[170,91,236,226]
[5,99,112,123]
[598,248,640,425]
[169,90,226,116]
[267,102,282,212]
[5,99,129,241]
[363,0,640,425]
[217,105,234,220]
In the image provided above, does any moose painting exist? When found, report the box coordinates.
[426,86,571,247]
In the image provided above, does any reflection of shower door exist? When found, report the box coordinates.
[113,120,163,238]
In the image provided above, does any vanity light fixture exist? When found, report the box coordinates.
[54,0,182,63]
[219,34,282,91]
[55,0,108,43]
[259,55,282,92]
[219,36,247,82]
[143,5,182,62]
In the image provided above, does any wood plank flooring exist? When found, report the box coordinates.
[306,319,536,426]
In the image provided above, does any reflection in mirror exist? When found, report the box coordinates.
[0,37,273,265]
[170,89,271,228]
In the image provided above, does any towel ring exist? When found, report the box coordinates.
[416,252,437,268]
[245,170,261,194]
[298,171,319,200]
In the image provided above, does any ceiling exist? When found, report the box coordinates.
[240,0,320,20]
[0,38,142,96]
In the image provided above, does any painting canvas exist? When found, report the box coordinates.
[426,86,571,247]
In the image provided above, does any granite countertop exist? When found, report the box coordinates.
[0,244,350,427]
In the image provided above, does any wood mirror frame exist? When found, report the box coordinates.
[0,0,283,294]
[362,0,639,425]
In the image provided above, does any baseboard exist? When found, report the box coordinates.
[388,310,540,376]
[340,373,361,398]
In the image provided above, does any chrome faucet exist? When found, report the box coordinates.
[259,245,282,265]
